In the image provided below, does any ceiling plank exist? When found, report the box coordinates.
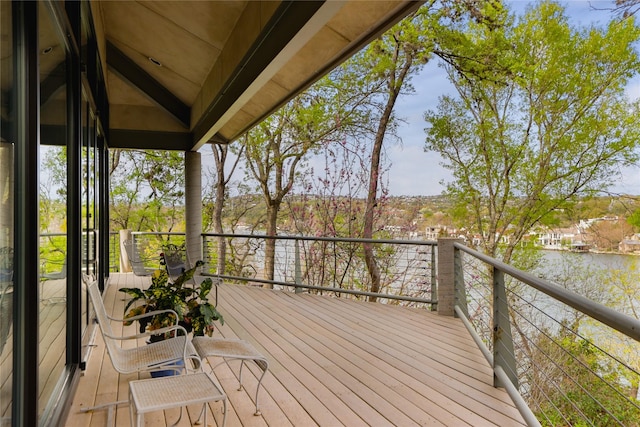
[108,129,192,151]
[106,41,191,128]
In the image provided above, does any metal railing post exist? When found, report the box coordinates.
[430,245,437,311]
[492,268,518,389]
[294,238,303,293]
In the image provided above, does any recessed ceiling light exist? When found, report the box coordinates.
[42,46,53,54]
[148,57,162,67]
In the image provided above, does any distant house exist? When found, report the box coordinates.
[619,235,640,254]
[537,227,578,249]
[570,242,591,252]
[425,226,442,240]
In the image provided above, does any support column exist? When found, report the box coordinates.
[185,151,202,267]
[437,238,462,316]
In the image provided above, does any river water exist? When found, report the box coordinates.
[540,249,638,269]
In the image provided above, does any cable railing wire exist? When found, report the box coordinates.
[455,242,640,426]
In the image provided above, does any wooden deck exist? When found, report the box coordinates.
[65,273,527,426]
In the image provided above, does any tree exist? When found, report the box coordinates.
[206,141,244,275]
[589,218,635,251]
[243,92,339,284]
[110,149,186,235]
[609,0,640,17]
[332,9,434,300]
[424,1,640,263]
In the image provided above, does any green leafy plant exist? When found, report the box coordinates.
[120,260,224,339]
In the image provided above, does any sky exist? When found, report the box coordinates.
[201,1,640,197]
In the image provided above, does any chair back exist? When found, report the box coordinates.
[162,244,187,282]
[42,257,67,280]
[87,281,126,370]
[123,240,153,276]
[122,239,140,262]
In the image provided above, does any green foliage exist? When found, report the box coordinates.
[424,1,640,261]
[628,209,640,230]
[110,149,185,233]
[533,331,640,427]
[120,261,223,337]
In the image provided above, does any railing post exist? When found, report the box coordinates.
[454,245,468,319]
[493,268,518,389]
[294,238,303,293]
[437,238,461,316]
[430,245,437,311]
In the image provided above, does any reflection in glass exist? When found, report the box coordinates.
[0,1,14,422]
[39,2,67,420]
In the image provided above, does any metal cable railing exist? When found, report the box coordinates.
[201,233,438,307]
[114,231,438,307]
[128,231,187,271]
[453,242,640,427]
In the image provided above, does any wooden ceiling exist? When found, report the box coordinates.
[95,1,422,151]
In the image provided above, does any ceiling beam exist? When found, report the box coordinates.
[191,0,325,149]
[106,41,191,128]
[40,60,67,107]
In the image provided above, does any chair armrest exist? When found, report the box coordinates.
[103,323,189,341]
[107,308,180,325]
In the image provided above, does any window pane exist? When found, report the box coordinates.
[39,2,67,419]
[0,1,14,422]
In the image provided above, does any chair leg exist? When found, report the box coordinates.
[237,360,246,390]
[222,399,227,427]
[129,389,139,427]
[254,365,268,416]
[169,406,184,427]
[196,403,206,425]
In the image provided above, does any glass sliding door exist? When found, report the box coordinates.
[0,1,14,423]
[38,2,68,420]
[82,99,97,280]
[81,89,99,345]
[1,1,103,423]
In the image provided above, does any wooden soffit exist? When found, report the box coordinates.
[97,1,422,150]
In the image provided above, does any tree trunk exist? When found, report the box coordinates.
[211,142,244,276]
[264,202,279,288]
[214,171,226,276]
[362,38,412,302]
[363,136,383,302]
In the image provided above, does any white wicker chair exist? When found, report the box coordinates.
[84,281,202,423]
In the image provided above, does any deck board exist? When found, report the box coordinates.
[65,273,527,426]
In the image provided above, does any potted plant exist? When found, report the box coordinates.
[119,260,224,341]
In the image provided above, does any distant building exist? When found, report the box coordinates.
[619,234,640,254]
[536,226,579,249]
